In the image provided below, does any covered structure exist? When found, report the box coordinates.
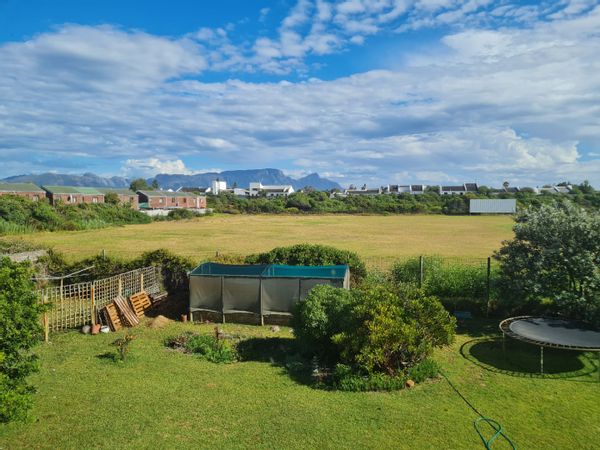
[189,263,350,323]
[470,199,516,214]
[499,316,600,377]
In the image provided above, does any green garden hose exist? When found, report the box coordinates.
[439,370,517,449]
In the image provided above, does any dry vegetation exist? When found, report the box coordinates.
[8,214,514,264]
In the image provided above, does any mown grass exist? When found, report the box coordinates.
[1,320,598,449]
[5,214,513,264]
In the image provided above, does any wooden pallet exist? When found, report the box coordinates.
[103,303,123,331]
[114,295,140,327]
[129,291,152,318]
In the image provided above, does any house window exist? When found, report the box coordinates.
[183,198,187,203]
[159,198,163,204]
[68,195,75,203]
[32,195,39,201]
[92,197,98,203]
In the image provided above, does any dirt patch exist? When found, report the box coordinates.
[147,315,173,329]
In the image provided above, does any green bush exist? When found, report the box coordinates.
[495,203,600,325]
[291,285,355,365]
[38,248,194,294]
[167,209,198,220]
[166,332,237,363]
[292,280,454,390]
[245,243,367,283]
[331,358,439,392]
[0,195,151,235]
[0,258,45,422]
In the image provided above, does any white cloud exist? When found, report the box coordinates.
[122,158,192,177]
[1,5,600,186]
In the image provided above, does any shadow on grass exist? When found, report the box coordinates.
[96,352,119,362]
[461,337,599,381]
[236,337,314,386]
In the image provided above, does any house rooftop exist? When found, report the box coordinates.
[42,185,104,195]
[0,182,44,192]
[96,188,137,195]
[138,190,199,198]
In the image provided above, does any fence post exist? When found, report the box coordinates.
[419,255,424,288]
[90,285,96,326]
[43,294,49,343]
[259,278,264,326]
[118,276,123,297]
[140,272,144,292]
[486,257,491,317]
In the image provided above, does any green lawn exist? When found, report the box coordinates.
[6,214,513,265]
[1,320,598,449]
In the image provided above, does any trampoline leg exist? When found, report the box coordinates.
[540,346,544,375]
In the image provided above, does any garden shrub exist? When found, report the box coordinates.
[0,258,45,422]
[166,332,237,363]
[292,280,455,390]
[291,284,355,365]
[245,243,367,282]
[331,358,439,392]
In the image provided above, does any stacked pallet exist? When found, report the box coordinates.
[101,291,156,331]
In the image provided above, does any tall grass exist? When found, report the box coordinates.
[0,220,37,235]
[391,256,496,313]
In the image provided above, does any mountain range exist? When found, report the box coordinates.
[1,169,341,191]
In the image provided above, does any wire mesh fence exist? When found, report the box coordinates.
[38,266,162,333]
[365,255,499,314]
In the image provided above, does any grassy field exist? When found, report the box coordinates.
[7,214,513,264]
[0,320,598,449]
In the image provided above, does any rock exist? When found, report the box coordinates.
[270,325,281,333]
[81,325,91,334]
[147,315,172,329]
[405,379,415,389]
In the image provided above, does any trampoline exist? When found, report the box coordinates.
[499,316,600,377]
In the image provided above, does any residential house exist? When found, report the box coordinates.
[385,184,426,195]
[344,186,382,196]
[42,186,104,205]
[97,188,139,210]
[439,183,479,195]
[137,190,206,209]
[0,183,46,201]
[248,182,294,197]
[536,185,572,194]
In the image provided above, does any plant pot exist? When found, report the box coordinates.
[180,314,188,323]
[91,324,101,335]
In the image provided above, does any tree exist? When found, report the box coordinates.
[151,179,160,190]
[0,258,45,422]
[495,203,600,325]
[129,178,150,192]
[104,192,120,205]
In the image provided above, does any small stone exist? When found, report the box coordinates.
[81,325,91,334]
[270,325,281,332]
[405,379,415,388]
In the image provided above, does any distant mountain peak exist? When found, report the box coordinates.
[1,168,341,191]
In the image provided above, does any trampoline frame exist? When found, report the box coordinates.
[499,315,600,378]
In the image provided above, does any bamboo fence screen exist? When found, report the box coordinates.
[38,266,161,335]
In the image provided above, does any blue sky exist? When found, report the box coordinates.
[0,0,599,187]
